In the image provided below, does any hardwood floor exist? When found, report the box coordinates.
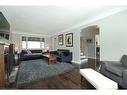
[7,58,124,89]
[8,58,100,89]
[80,58,100,71]
[17,58,100,89]
[17,68,82,89]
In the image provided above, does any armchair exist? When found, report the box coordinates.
[57,51,72,63]
[100,55,127,88]
[49,49,72,63]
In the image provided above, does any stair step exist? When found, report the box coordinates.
[80,55,86,59]
[80,58,88,63]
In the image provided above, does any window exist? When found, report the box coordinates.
[41,38,45,49]
[22,36,27,49]
[22,41,27,49]
[22,36,45,49]
[27,41,40,49]
[41,42,45,48]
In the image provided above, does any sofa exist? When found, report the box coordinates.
[20,49,43,61]
[49,49,72,63]
[100,55,127,88]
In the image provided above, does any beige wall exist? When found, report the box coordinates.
[82,10,127,61]
[80,10,126,61]
[10,9,127,63]
[11,32,52,52]
[52,9,127,62]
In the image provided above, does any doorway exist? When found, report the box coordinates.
[80,25,100,70]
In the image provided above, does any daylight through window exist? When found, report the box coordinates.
[22,36,45,49]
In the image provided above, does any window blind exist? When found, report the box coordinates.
[22,36,45,42]
[28,37,40,41]
[22,36,26,41]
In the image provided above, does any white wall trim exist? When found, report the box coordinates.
[52,7,127,36]
[71,61,81,64]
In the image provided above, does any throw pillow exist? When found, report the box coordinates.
[27,50,32,54]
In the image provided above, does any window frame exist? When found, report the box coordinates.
[21,36,45,49]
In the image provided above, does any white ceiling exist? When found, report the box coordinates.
[0,6,126,36]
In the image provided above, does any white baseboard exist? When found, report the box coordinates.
[71,61,81,64]
[71,59,88,64]
[80,58,88,62]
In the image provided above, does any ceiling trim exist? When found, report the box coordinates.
[11,31,51,37]
[52,7,127,36]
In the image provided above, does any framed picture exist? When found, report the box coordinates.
[58,34,64,45]
[65,33,73,47]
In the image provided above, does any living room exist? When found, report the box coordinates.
[0,5,127,92]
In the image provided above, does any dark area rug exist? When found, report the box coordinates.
[16,59,79,87]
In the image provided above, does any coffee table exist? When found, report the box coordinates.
[42,54,57,64]
[80,68,118,89]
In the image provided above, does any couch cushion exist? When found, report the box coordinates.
[105,62,126,77]
[30,49,42,53]
[121,55,127,68]
[24,53,42,57]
